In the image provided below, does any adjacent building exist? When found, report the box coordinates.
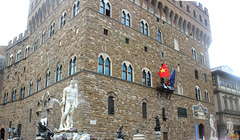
[212,66,240,139]
[0,0,214,139]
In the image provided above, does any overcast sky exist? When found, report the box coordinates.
[0,0,239,77]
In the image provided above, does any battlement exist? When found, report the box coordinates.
[8,30,29,46]
[191,1,208,15]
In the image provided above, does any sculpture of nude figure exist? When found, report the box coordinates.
[59,80,78,130]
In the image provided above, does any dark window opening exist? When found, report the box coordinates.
[144,46,148,52]
[142,102,147,118]
[195,70,199,79]
[104,29,108,35]
[108,96,114,115]
[125,38,129,44]
[162,108,167,121]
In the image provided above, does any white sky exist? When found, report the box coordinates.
[0,0,239,76]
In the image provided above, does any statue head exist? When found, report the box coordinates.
[70,80,77,88]
[210,114,213,118]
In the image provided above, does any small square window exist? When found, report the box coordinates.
[104,29,108,35]
[125,38,129,44]
[157,17,160,22]
[144,46,148,52]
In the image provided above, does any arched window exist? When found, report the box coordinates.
[76,0,80,14]
[122,11,126,24]
[200,52,205,64]
[100,0,105,14]
[20,87,25,99]
[126,13,130,27]
[128,65,132,81]
[122,64,127,80]
[108,96,114,115]
[41,30,46,44]
[106,3,110,17]
[192,48,197,61]
[147,72,151,86]
[45,70,50,87]
[56,64,62,82]
[73,4,76,17]
[25,45,30,58]
[49,22,55,37]
[157,30,162,42]
[142,102,147,118]
[98,56,104,74]
[203,74,207,83]
[205,91,209,103]
[105,58,110,75]
[142,70,146,85]
[36,77,41,92]
[144,23,148,35]
[195,86,201,100]
[29,81,33,95]
[4,92,8,104]
[16,50,22,62]
[9,54,13,66]
[60,11,66,28]
[69,56,77,75]
[12,89,16,102]
[141,21,144,33]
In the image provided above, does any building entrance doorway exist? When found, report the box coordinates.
[0,128,5,140]
[199,124,205,140]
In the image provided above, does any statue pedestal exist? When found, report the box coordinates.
[35,136,45,140]
[133,133,145,140]
[53,129,90,140]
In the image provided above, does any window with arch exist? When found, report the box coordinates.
[12,89,16,102]
[16,50,22,62]
[73,0,80,17]
[192,48,197,61]
[195,86,201,100]
[203,74,207,83]
[122,10,131,27]
[100,0,110,17]
[178,82,183,95]
[69,56,77,75]
[157,30,162,42]
[56,64,62,82]
[108,96,114,115]
[25,45,30,58]
[4,92,8,104]
[29,81,33,95]
[49,22,55,37]
[36,77,41,92]
[200,52,205,64]
[60,11,66,28]
[205,90,209,103]
[140,20,148,35]
[9,54,13,66]
[20,87,25,99]
[122,62,134,81]
[142,68,151,86]
[41,30,46,45]
[45,70,50,87]
[98,54,111,76]
[142,102,147,119]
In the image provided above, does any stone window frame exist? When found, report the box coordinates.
[195,86,201,101]
[142,67,152,87]
[121,9,131,27]
[72,0,80,18]
[56,63,63,82]
[69,55,77,76]
[41,30,46,45]
[33,39,38,52]
[29,81,33,96]
[25,45,30,58]
[122,61,134,82]
[16,50,22,62]
[45,69,51,88]
[107,91,116,115]
[200,52,205,65]
[59,11,67,28]
[140,19,149,36]
[205,90,209,103]
[49,21,55,37]
[36,77,41,92]
[142,98,148,119]
[12,89,17,102]
[157,29,163,43]
[20,86,25,99]
[191,47,197,61]
[4,92,8,104]
[98,53,112,76]
[203,73,207,83]
[100,0,112,17]
[8,54,13,66]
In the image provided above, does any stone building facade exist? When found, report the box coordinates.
[0,0,214,139]
[212,66,240,139]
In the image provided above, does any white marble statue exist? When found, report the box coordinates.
[209,114,217,140]
[227,121,234,135]
[59,80,78,130]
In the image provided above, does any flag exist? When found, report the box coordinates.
[158,63,170,78]
[169,70,176,86]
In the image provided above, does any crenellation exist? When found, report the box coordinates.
[13,36,17,43]
[18,33,23,39]
[8,40,12,46]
